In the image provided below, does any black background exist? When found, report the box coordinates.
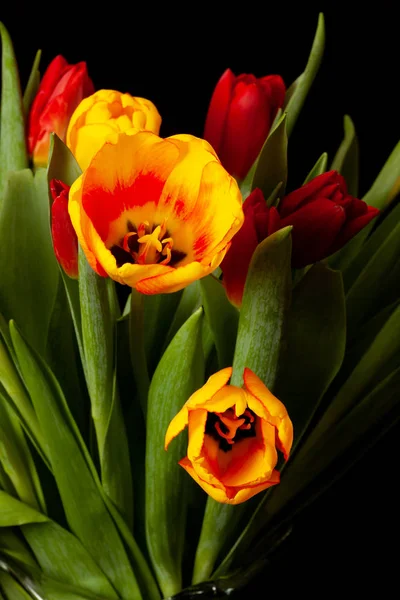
[1,1,399,596]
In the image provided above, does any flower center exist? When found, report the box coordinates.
[205,408,256,452]
[110,220,187,268]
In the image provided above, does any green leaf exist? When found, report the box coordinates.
[330,115,359,196]
[144,290,183,376]
[342,199,400,295]
[129,290,150,415]
[250,112,288,199]
[78,247,133,528]
[0,572,32,600]
[22,49,41,118]
[231,227,292,387]
[0,491,48,526]
[162,281,202,353]
[306,302,400,443]
[0,395,46,513]
[284,13,325,138]
[200,275,239,369]
[0,528,37,570]
[0,22,28,197]
[146,308,205,598]
[9,321,141,600]
[47,133,81,188]
[303,152,328,184]
[0,329,46,465]
[0,169,59,356]
[274,263,346,447]
[21,521,119,599]
[362,137,400,209]
[345,214,400,337]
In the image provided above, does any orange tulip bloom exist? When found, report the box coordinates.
[165,367,293,505]
[68,131,244,294]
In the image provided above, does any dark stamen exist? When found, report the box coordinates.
[111,245,135,267]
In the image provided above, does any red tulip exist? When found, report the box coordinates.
[204,68,286,180]
[279,171,380,268]
[221,188,281,307]
[28,55,94,167]
[50,179,78,278]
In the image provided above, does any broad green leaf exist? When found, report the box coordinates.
[146,308,205,598]
[45,275,89,441]
[345,216,400,337]
[79,247,133,524]
[306,302,400,443]
[162,281,202,353]
[0,572,32,600]
[193,228,293,584]
[362,137,400,209]
[239,159,257,200]
[144,290,183,376]
[22,521,119,599]
[0,528,37,570]
[9,321,141,600]
[285,13,325,138]
[342,200,400,295]
[330,115,359,196]
[0,169,59,355]
[0,331,45,463]
[0,396,46,512]
[303,152,328,184]
[200,275,239,369]
[251,112,288,199]
[47,133,81,189]
[231,227,292,387]
[0,491,48,526]
[22,49,41,118]
[0,22,28,197]
[274,263,346,447]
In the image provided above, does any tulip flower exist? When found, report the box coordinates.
[28,55,94,167]
[204,68,286,180]
[66,89,162,171]
[165,367,293,505]
[279,170,380,268]
[50,179,78,278]
[68,131,244,294]
[221,188,282,307]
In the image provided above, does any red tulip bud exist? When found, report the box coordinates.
[279,171,380,267]
[204,69,286,180]
[28,55,94,167]
[50,179,78,278]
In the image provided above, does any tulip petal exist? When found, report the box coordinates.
[279,171,339,217]
[280,198,346,267]
[244,368,293,460]
[221,82,272,179]
[186,367,233,409]
[164,407,190,450]
[135,259,220,295]
[330,205,380,253]
[203,68,235,155]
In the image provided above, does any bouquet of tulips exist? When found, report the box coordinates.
[0,12,399,600]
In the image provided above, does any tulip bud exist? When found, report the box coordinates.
[28,55,94,167]
[279,171,380,267]
[221,188,281,307]
[50,179,78,278]
[204,69,286,180]
[66,89,162,171]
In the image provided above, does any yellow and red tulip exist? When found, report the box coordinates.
[68,131,244,294]
[28,55,94,167]
[66,89,162,170]
[165,367,293,505]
